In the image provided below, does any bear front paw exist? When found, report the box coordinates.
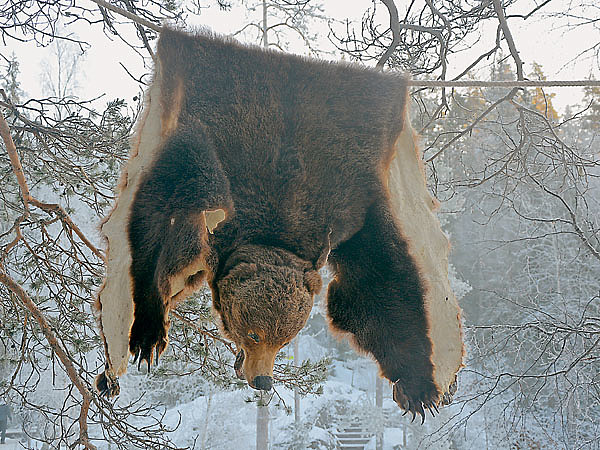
[392,376,440,424]
[129,316,169,372]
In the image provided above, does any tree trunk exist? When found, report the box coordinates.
[262,0,268,48]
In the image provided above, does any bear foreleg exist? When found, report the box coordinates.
[127,124,231,370]
[327,197,439,421]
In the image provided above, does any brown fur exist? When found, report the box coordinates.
[96,28,460,417]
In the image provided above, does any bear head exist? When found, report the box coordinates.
[213,244,322,390]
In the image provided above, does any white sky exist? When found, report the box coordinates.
[5,0,600,112]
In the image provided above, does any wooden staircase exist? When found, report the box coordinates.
[332,423,374,449]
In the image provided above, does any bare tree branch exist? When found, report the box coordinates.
[376,0,400,69]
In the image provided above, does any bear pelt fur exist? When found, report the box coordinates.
[95,28,463,420]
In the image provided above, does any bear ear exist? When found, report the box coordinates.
[304,270,322,295]
[231,262,258,281]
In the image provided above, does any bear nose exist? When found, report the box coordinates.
[252,375,273,391]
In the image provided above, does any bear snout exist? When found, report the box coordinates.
[251,375,273,391]
[240,344,278,390]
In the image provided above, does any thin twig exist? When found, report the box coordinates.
[0,265,96,450]
[77,2,600,89]
[425,88,519,162]
[492,0,523,80]
[0,106,106,262]
[171,309,236,355]
[529,177,600,263]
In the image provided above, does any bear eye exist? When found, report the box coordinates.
[247,331,260,343]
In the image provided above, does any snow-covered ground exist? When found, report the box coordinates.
[158,361,405,449]
[0,431,31,449]
[127,347,450,450]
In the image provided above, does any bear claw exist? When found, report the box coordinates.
[441,379,457,406]
[129,316,168,373]
[129,339,166,373]
[392,375,459,423]
[393,379,439,424]
[132,348,140,365]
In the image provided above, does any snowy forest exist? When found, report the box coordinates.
[0,0,599,448]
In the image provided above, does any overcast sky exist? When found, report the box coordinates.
[6,0,599,112]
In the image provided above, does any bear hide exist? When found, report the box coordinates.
[95,28,463,420]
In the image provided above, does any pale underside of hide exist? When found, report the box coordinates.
[388,123,464,398]
[96,66,165,379]
[98,63,171,378]
[96,61,225,389]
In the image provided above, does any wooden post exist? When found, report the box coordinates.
[200,393,212,450]
[294,337,300,424]
[257,392,269,450]
[376,375,383,450]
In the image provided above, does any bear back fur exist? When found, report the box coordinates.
[156,28,409,265]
